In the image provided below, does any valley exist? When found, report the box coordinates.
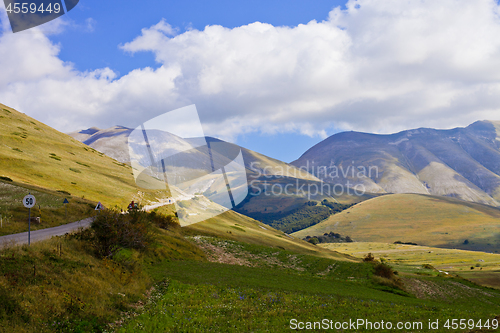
[1,102,500,332]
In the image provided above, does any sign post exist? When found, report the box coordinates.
[23,193,36,245]
[63,198,69,220]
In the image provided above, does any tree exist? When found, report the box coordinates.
[308,237,319,245]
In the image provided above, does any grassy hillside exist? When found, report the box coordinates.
[292,193,500,252]
[0,103,167,209]
[185,210,357,262]
[2,207,500,332]
[0,180,97,236]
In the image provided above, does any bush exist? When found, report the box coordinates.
[363,253,375,262]
[149,211,179,230]
[90,209,154,258]
[374,263,395,279]
[307,237,319,245]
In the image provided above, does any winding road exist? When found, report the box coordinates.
[0,217,93,247]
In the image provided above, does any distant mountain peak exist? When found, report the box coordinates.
[78,127,101,135]
[292,120,500,206]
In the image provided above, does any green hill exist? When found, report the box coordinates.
[185,209,357,262]
[0,103,167,209]
[292,193,500,252]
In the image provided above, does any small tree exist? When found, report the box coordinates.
[90,209,154,258]
[308,237,319,245]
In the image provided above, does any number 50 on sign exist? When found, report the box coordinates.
[23,194,36,208]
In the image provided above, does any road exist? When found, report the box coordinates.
[0,217,93,247]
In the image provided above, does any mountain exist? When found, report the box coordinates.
[291,120,500,206]
[292,193,500,252]
[0,103,168,209]
[69,126,319,182]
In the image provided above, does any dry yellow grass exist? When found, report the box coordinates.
[292,193,500,252]
[0,103,169,209]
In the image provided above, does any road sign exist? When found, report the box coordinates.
[95,202,103,210]
[23,193,36,245]
[63,198,69,220]
[23,194,36,208]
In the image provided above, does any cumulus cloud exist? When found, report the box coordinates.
[2,0,500,139]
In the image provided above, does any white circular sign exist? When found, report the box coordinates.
[23,194,36,208]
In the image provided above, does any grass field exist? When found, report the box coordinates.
[293,193,500,252]
[2,209,500,332]
[118,259,500,332]
[320,242,500,289]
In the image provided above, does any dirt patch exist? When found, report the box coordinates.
[195,240,255,267]
[402,278,450,300]
[190,236,305,271]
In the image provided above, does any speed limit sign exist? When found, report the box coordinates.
[23,194,36,208]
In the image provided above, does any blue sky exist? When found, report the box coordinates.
[53,0,346,75]
[2,0,346,162]
[2,0,500,163]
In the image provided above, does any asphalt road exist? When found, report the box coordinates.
[0,217,93,247]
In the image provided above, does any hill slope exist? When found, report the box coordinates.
[0,103,166,209]
[292,193,500,252]
[292,120,500,206]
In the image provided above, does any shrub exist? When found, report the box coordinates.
[90,209,154,258]
[149,211,178,230]
[307,237,319,245]
[374,263,395,279]
[363,253,375,262]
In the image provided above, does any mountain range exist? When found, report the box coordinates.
[71,120,500,207]
[292,120,500,206]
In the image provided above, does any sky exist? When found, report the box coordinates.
[1,0,500,162]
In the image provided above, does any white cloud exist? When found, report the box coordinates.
[2,0,500,139]
[84,18,96,32]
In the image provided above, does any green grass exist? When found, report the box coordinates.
[0,216,205,333]
[117,259,500,332]
[2,213,500,333]
[320,241,500,288]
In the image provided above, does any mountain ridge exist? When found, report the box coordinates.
[292,120,500,206]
